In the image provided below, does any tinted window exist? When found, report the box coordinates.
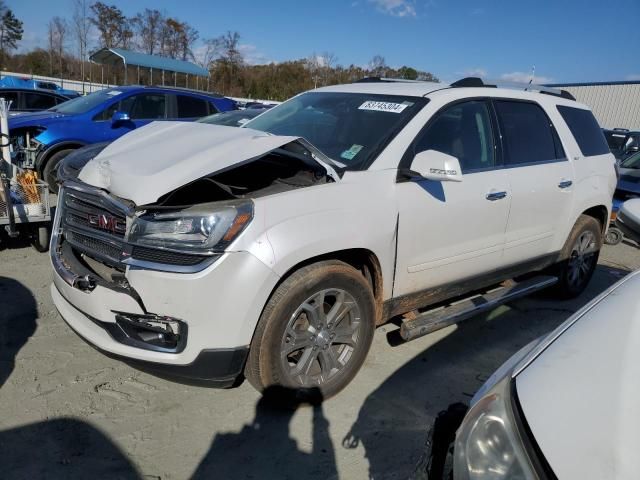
[557,106,609,157]
[130,94,166,120]
[415,100,495,172]
[177,95,208,118]
[495,100,563,165]
[604,130,628,151]
[0,91,18,108]
[23,92,57,110]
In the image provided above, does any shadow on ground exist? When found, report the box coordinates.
[0,276,38,387]
[0,276,141,479]
[342,265,629,480]
[193,386,337,479]
[0,418,141,479]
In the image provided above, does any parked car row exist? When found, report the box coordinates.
[7,85,237,191]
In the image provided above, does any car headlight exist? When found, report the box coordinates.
[453,376,536,480]
[128,200,253,253]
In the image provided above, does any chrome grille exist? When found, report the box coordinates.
[63,189,127,239]
[65,229,123,265]
[60,187,128,267]
[58,185,213,272]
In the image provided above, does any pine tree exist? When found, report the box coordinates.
[0,6,23,55]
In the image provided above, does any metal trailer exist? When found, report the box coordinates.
[0,98,52,251]
[0,174,52,251]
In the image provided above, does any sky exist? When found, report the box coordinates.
[9,0,640,84]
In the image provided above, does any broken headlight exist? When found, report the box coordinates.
[453,376,536,480]
[128,200,253,253]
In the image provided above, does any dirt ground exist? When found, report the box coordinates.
[1,237,639,480]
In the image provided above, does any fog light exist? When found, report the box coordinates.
[112,311,187,353]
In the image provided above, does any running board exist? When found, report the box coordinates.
[390,275,558,345]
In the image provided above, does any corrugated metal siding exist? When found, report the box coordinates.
[563,84,640,130]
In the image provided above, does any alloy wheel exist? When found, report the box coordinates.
[280,288,362,387]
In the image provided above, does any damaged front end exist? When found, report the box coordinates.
[9,126,46,170]
[53,125,337,290]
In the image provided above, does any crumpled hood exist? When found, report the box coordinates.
[78,121,303,205]
[515,270,640,478]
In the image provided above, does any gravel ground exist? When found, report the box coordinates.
[0,238,639,480]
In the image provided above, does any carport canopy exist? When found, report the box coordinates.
[89,47,208,85]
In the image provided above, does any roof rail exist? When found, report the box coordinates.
[354,76,425,84]
[450,76,576,101]
[147,84,224,98]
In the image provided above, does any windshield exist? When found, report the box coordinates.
[621,151,640,169]
[245,92,426,170]
[50,88,126,115]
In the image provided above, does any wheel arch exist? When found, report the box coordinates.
[37,141,86,175]
[581,204,609,235]
[268,248,385,326]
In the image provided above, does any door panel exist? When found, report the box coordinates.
[493,99,575,263]
[503,162,574,263]
[394,171,511,296]
[394,99,511,297]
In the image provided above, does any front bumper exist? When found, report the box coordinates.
[50,188,280,383]
[55,285,248,386]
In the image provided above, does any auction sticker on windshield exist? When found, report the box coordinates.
[359,101,409,113]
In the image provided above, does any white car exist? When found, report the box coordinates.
[449,268,640,479]
[51,77,617,399]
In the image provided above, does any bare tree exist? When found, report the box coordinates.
[132,8,164,55]
[368,54,387,77]
[196,37,222,70]
[48,17,67,78]
[218,31,242,66]
[72,0,91,91]
[306,52,321,89]
[319,51,337,86]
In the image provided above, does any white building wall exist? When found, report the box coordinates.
[558,83,640,130]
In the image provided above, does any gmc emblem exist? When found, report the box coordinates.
[88,213,126,234]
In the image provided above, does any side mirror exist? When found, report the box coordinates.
[409,150,463,182]
[111,111,130,125]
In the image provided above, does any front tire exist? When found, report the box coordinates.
[43,149,74,193]
[553,215,602,299]
[245,260,376,401]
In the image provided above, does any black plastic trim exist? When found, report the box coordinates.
[57,300,248,387]
[383,252,558,319]
[511,379,558,479]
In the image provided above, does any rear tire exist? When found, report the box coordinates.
[43,148,74,193]
[552,215,601,299]
[245,260,376,401]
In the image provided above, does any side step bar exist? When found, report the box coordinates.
[392,275,558,344]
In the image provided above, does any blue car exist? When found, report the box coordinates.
[0,75,80,98]
[9,85,237,191]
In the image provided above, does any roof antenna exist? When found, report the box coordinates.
[526,65,536,90]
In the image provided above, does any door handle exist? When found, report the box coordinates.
[486,191,507,201]
[558,180,573,189]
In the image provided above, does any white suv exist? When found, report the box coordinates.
[51,78,617,399]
